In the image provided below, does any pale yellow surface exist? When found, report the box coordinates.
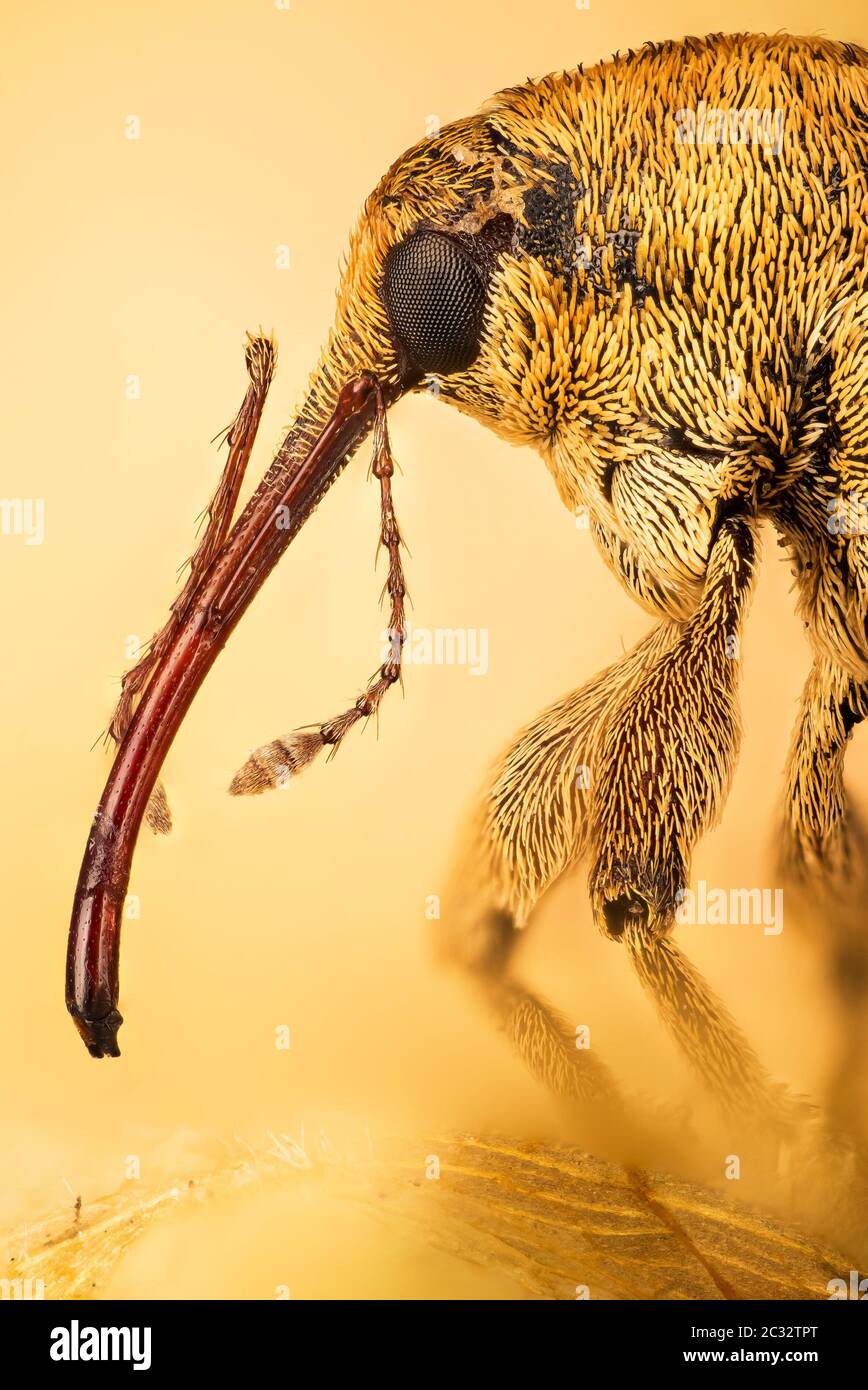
[2,0,865,1297]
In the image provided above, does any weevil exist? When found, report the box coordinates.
[67,33,868,1159]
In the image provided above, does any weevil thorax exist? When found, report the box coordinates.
[314,34,868,557]
[451,36,868,512]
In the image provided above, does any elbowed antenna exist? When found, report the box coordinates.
[66,356,413,1058]
[228,385,409,794]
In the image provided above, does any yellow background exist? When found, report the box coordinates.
[2,0,866,1297]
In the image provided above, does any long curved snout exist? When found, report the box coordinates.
[66,107,518,1056]
[66,367,408,1057]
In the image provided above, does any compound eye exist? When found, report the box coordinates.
[382,231,486,376]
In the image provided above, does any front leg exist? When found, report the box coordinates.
[589,514,757,938]
[780,653,868,1136]
[586,516,806,1128]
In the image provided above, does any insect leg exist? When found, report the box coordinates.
[588,514,758,939]
[780,655,868,1134]
[586,516,806,1128]
[434,626,674,1128]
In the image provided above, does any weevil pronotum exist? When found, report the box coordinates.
[67,32,868,1168]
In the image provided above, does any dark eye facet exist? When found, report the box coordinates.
[382,231,486,375]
